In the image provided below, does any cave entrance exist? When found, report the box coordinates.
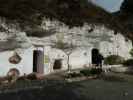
[33,46,44,74]
[53,59,62,70]
[91,48,99,65]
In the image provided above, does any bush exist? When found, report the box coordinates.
[129,48,133,57]
[65,72,82,78]
[104,55,125,65]
[80,69,91,76]
[122,59,133,66]
[90,68,102,75]
[80,68,102,76]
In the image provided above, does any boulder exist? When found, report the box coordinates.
[110,65,128,73]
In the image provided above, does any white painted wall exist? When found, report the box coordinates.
[0,47,33,76]
[69,47,92,69]
[99,33,132,59]
[0,45,68,76]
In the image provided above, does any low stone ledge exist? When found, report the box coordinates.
[110,65,131,73]
[65,75,98,83]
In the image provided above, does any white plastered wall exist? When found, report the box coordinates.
[0,47,33,76]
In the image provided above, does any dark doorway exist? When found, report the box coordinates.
[53,59,62,70]
[33,49,44,74]
[92,48,99,65]
[92,48,104,67]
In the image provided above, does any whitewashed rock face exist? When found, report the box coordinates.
[0,17,132,75]
[30,17,132,69]
[44,47,68,74]
[0,17,32,51]
[0,17,33,76]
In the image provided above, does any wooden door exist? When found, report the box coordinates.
[33,50,44,74]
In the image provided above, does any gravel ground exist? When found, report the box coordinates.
[0,73,133,100]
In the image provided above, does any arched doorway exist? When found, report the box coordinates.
[91,48,99,65]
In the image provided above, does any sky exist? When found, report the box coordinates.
[90,0,124,12]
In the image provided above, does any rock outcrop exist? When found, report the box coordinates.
[0,0,132,76]
[0,17,32,51]
[0,0,132,39]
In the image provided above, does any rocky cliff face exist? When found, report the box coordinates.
[0,15,131,59]
[30,17,132,58]
[0,0,127,37]
[120,0,133,13]
[0,0,132,52]
[0,0,132,76]
[0,17,32,51]
[0,0,132,39]
[0,14,132,75]
[114,0,133,39]
[0,0,110,26]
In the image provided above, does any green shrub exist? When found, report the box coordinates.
[104,55,125,65]
[65,72,82,78]
[90,68,102,75]
[80,68,102,76]
[129,48,133,57]
[122,59,133,66]
[80,69,91,76]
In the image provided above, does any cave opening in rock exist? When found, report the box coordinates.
[53,59,62,70]
[91,48,99,65]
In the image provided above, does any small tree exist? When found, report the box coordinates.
[55,33,76,72]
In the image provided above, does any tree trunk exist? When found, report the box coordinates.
[67,54,72,73]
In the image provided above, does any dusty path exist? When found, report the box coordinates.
[0,78,132,100]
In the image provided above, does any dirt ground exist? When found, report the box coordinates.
[0,73,133,100]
